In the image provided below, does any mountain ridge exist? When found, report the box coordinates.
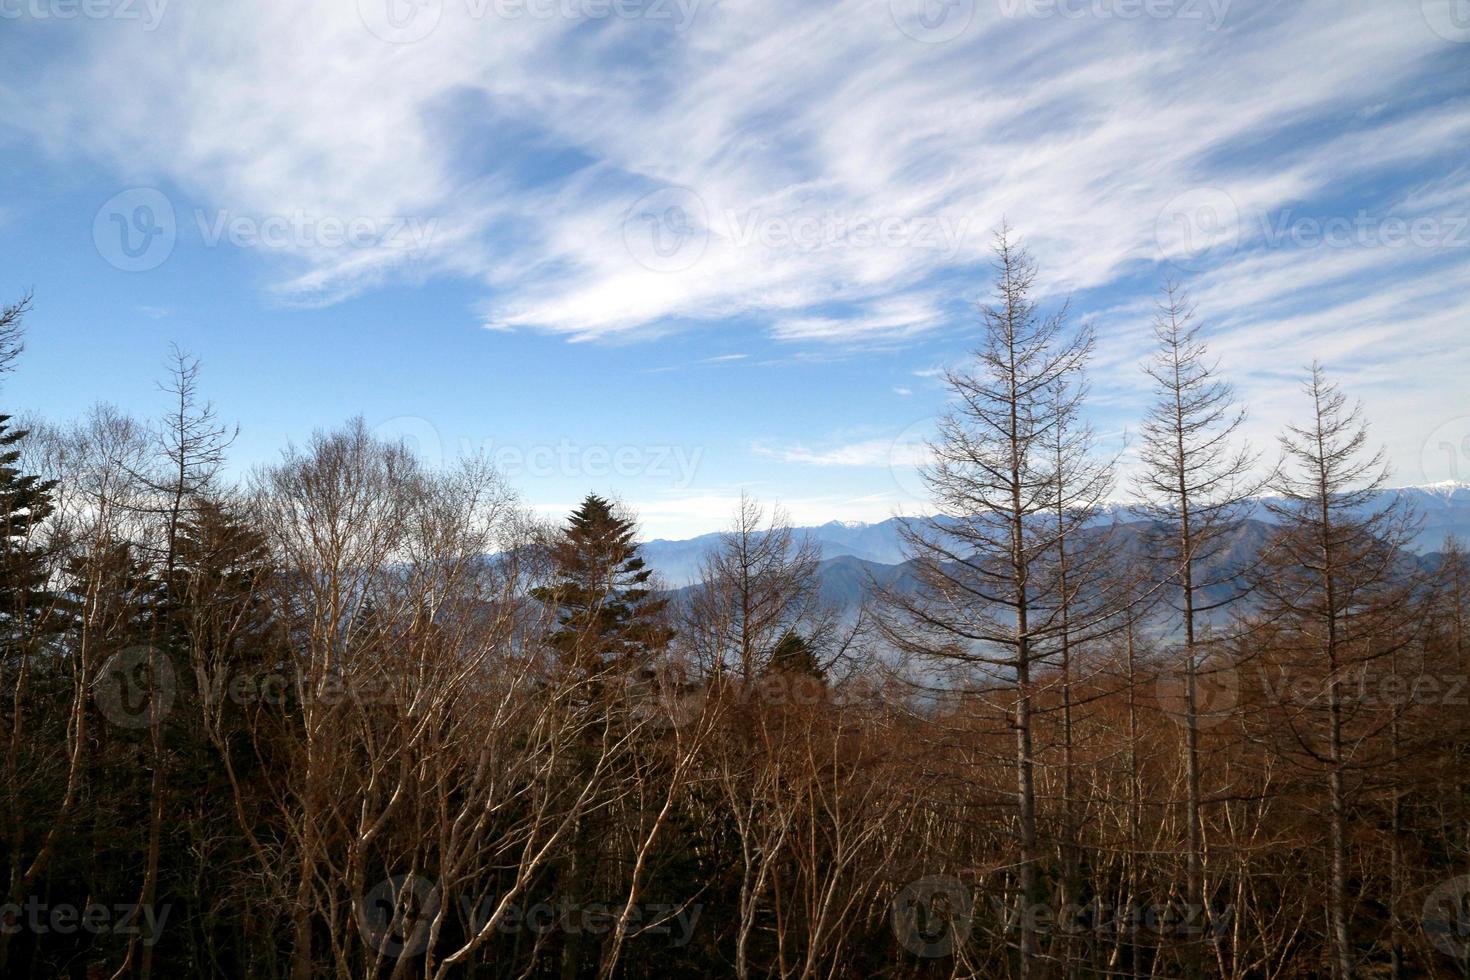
[641,482,1470,587]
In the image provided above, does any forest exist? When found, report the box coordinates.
[1,233,1467,978]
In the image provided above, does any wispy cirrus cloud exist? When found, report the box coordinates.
[754,434,930,468]
[5,0,1464,351]
[754,439,895,467]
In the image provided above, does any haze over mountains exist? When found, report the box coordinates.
[642,482,1470,596]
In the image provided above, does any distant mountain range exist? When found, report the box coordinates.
[643,483,1470,596]
[640,517,935,587]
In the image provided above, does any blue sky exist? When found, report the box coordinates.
[2,0,1468,537]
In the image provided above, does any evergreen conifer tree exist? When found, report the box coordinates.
[0,414,57,650]
[532,494,672,672]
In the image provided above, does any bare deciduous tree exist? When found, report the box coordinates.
[879,228,1101,979]
[1132,283,1265,970]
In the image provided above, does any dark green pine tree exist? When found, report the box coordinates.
[0,414,59,653]
[768,630,822,678]
[160,498,284,972]
[169,496,280,705]
[532,494,672,673]
[0,412,67,945]
[531,496,673,979]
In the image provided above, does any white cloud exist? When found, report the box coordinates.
[755,439,894,467]
[9,0,1468,534]
[754,435,931,468]
[7,0,1460,347]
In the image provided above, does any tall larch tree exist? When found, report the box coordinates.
[878,228,1099,980]
[1132,282,1263,970]
[1250,364,1422,979]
